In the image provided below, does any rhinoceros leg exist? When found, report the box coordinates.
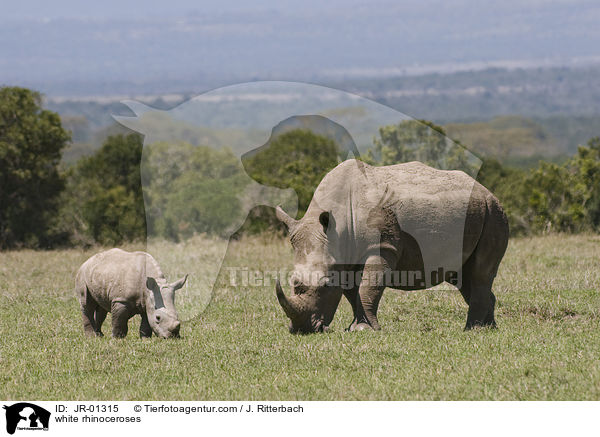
[343,286,360,331]
[349,253,395,331]
[94,307,107,337]
[78,288,102,337]
[111,302,131,338]
[460,273,496,330]
[139,314,153,338]
[460,251,497,329]
[352,285,383,331]
[460,198,507,330]
[80,304,97,336]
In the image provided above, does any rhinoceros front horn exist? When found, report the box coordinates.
[276,278,302,319]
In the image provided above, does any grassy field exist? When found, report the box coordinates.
[1,234,599,400]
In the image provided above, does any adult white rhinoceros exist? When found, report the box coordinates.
[275,159,509,333]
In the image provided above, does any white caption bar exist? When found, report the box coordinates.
[1,401,596,437]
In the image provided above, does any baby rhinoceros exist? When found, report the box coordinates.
[75,248,188,339]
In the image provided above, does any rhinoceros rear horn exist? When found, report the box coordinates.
[275,206,298,231]
[276,278,302,319]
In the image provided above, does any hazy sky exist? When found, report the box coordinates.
[2,0,599,95]
[4,0,343,20]
[3,0,596,20]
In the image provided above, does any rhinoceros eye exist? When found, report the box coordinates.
[293,283,308,295]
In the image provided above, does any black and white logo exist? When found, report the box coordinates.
[3,403,50,435]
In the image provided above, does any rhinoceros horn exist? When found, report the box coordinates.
[275,205,298,230]
[276,278,303,319]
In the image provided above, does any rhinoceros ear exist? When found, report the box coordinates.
[170,274,188,291]
[146,277,165,309]
[275,205,298,231]
[146,277,158,293]
[319,211,335,234]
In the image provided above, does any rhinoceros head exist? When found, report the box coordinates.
[145,275,188,338]
[275,206,343,334]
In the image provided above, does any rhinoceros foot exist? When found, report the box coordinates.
[347,322,375,332]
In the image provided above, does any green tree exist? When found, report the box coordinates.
[570,137,600,230]
[475,158,529,234]
[65,134,146,245]
[142,141,247,240]
[163,171,246,238]
[476,154,590,235]
[524,162,586,233]
[0,87,70,248]
[368,119,478,175]
[243,129,340,216]
[515,136,600,234]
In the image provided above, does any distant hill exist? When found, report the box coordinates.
[334,66,600,122]
[445,116,558,160]
[58,113,599,167]
[48,65,600,165]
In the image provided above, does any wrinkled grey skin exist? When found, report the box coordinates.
[275,159,509,334]
[75,249,187,338]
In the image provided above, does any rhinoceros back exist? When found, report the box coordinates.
[76,248,165,311]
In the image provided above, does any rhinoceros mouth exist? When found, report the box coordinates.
[287,312,330,334]
[276,278,334,334]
